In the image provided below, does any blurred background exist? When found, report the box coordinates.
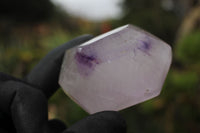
[0,0,200,132]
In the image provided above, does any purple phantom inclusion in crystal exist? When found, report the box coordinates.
[75,49,100,76]
[136,37,152,55]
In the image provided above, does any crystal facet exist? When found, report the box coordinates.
[59,24,172,114]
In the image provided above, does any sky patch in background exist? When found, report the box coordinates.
[51,0,123,21]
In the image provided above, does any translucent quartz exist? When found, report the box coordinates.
[59,24,172,114]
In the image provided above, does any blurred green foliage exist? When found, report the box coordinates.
[175,31,200,64]
[0,25,73,77]
[0,0,200,133]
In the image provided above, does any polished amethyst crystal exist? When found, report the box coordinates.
[59,24,172,114]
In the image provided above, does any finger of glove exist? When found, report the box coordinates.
[6,80,49,133]
[0,78,67,133]
[64,111,127,133]
[0,72,27,133]
[25,35,93,99]
[46,119,67,133]
[0,72,26,115]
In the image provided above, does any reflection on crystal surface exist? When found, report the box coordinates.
[59,24,172,114]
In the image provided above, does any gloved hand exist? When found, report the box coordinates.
[0,35,127,133]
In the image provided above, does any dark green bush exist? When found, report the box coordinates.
[176,32,200,64]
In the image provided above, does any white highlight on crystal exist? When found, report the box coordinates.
[80,25,129,47]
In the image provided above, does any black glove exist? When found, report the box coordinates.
[0,35,127,133]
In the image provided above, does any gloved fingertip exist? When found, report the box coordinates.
[92,111,127,132]
[66,111,127,133]
[46,119,67,133]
